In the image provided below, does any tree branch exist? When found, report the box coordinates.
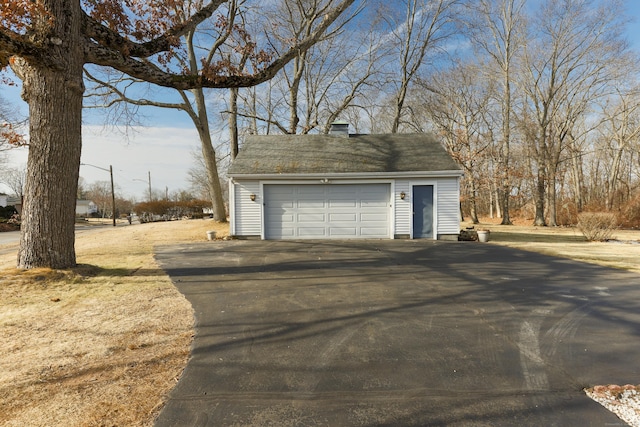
[81,0,228,58]
[84,0,356,90]
[83,68,190,111]
[0,29,59,69]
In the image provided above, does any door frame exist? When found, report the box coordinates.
[410,181,438,240]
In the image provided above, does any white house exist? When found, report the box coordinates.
[76,200,98,217]
[228,125,463,240]
[0,193,7,208]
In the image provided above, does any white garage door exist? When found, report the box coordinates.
[264,184,391,239]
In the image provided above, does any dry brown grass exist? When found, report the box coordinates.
[464,218,640,274]
[0,219,229,427]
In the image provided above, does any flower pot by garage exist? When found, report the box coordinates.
[477,230,490,242]
[206,230,216,240]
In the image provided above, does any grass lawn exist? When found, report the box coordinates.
[0,219,638,426]
[464,219,640,274]
[0,219,228,427]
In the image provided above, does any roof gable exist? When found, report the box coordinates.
[228,133,461,176]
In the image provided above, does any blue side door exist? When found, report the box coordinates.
[412,185,434,239]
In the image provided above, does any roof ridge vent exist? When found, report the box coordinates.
[329,121,349,137]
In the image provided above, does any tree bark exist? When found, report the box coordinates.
[193,88,226,222]
[17,1,84,269]
[499,76,512,225]
[199,132,226,221]
[469,177,479,224]
[229,87,239,160]
[533,168,546,226]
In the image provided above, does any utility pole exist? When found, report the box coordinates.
[109,165,116,227]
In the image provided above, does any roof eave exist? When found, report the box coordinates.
[228,170,464,180]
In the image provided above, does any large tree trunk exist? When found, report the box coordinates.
[200,134,227,222]
[17,2,84,269]
[189,86,227,222]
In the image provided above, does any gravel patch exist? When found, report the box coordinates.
[586,385,640,427]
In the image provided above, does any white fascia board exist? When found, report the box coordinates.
[229,170,464,181]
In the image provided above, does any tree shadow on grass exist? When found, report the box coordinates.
[490,231,586,244]
[73,264,167,278]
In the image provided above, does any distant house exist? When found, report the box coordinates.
[76,200,98,217]
[0,193,7,208]
[228,124,463,240]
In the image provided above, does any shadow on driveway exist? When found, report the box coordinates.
[154,240,640,426]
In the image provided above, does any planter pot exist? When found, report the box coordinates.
[206,230,216,240]
[477,230,490,242]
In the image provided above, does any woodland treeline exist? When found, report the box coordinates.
[170,0,638,227]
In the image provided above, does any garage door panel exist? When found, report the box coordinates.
[278,229,296,237]
[329,228,358,236]
[264,184,390,239]
[298,201,326,208]
[361,227,389,236]
[298,213,326,222]
[361,212,388,222]
[298,227,327,237]
[329,212,357,221]
[329,200,357,208]
[361,199,388,207]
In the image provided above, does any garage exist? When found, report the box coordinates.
[264,184,391,239]
[228,128,463,240]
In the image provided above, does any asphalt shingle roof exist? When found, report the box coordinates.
[228,133,461,175]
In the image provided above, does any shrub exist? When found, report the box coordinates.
[618,191,640,229]
[577,212,617,242]
[0,205,18,219]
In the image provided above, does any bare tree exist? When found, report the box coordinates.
[385,0,458,133]
[462,0,526,225]
[518,0,629,226]
[416,61,494,223]
[230,0,373,135]
[596,86,640,211]
[0,93,25,150]
[86,180,114,218]
[1,165,26,204]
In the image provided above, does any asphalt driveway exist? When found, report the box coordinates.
[154,240,640,426]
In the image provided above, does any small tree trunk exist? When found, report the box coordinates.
[533,169,546,226]
[489,189,494,219]
[570,145,584,212]
[229,87,239,160]
[469,177,479,224]
[494,183,502,218]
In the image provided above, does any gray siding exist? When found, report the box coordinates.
[436,177,460,235]
[394,180,411,236]
[233,181,261,236]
